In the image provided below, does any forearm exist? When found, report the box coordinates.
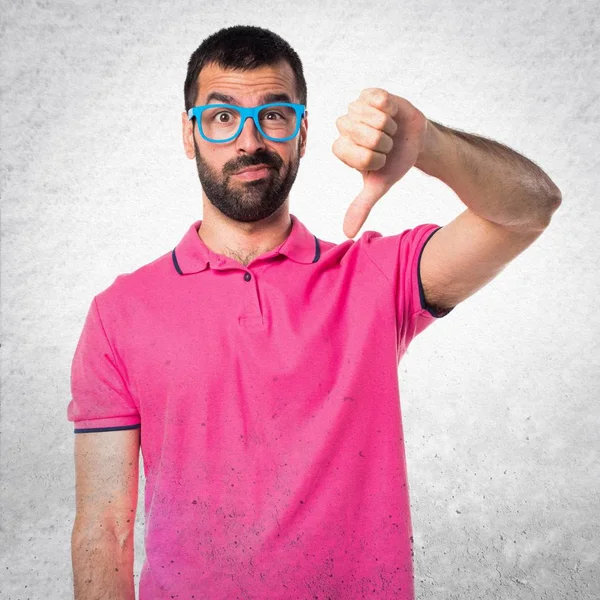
[415,119,562,231]
[71,527,135,600]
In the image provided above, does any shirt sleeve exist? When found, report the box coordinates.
[67,296,141,433]
[362,223,454,353]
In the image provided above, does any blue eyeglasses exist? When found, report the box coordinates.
[187,102,306,143]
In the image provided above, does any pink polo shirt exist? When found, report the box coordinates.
[68,213,453,599]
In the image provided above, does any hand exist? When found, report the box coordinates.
[332,88,429,238]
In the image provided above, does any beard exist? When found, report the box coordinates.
[193,136,301,223]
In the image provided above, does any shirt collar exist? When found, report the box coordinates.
[172,213,321,275]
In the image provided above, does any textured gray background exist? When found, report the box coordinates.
[1,0,599,598]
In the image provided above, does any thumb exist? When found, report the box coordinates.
[342,174,390,239]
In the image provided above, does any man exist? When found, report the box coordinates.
[68,24,561,600]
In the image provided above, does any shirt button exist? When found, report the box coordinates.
[244,272,252,281]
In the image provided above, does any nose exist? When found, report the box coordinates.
[235,115,266,152]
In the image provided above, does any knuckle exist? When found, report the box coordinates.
[376,153,387,169]
[366,150,385,170]
[382,134,394,153]
[360,147,374,169]
[375,132,392,153]
[371,88,390,108]
[378,114,390,131]
[374,130,386,147]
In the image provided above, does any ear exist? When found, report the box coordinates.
[182,111,196,159]
[299,110,308,159]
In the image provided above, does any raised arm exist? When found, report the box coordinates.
[333,89,561,314]
[71,428,140,600]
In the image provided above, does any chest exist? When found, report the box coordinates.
[121,263,397,426]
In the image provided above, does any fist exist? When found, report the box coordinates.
[332,88,428,238]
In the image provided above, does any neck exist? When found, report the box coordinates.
[197,201,292,266]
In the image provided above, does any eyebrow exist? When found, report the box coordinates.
[204,91,294,105]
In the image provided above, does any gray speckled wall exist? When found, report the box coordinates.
[1,0,598,598]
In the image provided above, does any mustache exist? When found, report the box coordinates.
[226,153,281,174]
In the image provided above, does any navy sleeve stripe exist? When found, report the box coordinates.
[417,227,454,318]
[74,423,141,434]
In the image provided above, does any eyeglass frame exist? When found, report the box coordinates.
[187,102,307,144]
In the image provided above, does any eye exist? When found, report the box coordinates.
[215,111,233,122]
[264,111,284,120]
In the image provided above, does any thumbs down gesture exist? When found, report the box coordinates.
[332,88,429,238]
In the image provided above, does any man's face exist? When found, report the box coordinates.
[182,61,308,223]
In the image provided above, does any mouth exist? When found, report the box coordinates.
[233,164,272,180]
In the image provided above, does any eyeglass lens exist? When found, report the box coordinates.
[201,104,298,141]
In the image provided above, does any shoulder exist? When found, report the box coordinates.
[356,223,441,272]
[94,249,174,315]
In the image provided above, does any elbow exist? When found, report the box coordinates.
[533,187,562,231]
[549,184,562,209]
[545,186,563,222]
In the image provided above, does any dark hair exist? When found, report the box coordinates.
[184,25,307,112]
